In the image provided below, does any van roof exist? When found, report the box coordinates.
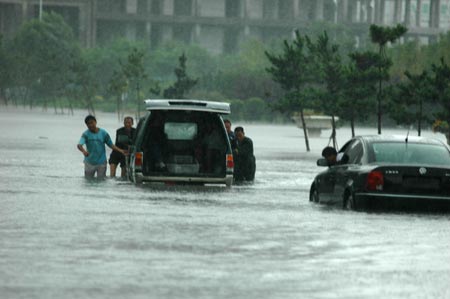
[144,99,230,114]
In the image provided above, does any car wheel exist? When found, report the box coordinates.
[310,186,320,203]
[344,192,356,210]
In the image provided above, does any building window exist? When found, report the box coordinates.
[224,28,239,53]
[173,24,192,43]
[323,0,336,22]
[225,0,240,18]
[279,0,294,20]
[111,0,126,14]
[97,20,126,45]
[150,24,162,48]
[151,0,162,15]
[137,0,148,15]
[97,0,112,13]
[263,0,276,19]
[174,0,192,16]
[126,0,138,14]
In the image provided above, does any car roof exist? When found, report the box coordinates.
[144,99,231,114]
[356,135,445,146]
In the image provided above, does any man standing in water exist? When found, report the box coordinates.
[233,126,256,182]
[77,115,126,179]
[109,116,136,178]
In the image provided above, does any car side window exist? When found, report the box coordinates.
[345,140,363,164]
[335,140,353,165]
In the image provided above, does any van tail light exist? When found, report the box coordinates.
[135,152,143,167]
[226,154,234,170]
[366,170,384,191]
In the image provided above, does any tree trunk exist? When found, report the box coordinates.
[68,101,74,116]
[350,116,355,138]
[59,100,65,114]
[53,98,58,114]
[117,95,121,122]
[136,82,141,119]
[377,70,382,135]
[0,88,7,106]
[447,119,450,146]
[331,115,337,149]
[378,46,383,135]
[300,109,310,152]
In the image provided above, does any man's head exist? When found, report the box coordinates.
[224,119,232,132]
[234,126,245,142]
[123,116,134,129]
[322,146,338,165]
[84,115,97,133]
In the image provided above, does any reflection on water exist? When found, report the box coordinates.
[1,107,450,299]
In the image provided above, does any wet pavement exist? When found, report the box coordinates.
[1,107,449,299]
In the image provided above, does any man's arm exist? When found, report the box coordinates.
[111,144,127,156]
[77,144,89,157]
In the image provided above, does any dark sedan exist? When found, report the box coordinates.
[310,135,450,211]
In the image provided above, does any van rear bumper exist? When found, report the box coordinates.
[135,173,233,186]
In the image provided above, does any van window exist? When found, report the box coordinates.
[164,122,197,140]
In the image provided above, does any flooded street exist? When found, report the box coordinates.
[1,107,450,299]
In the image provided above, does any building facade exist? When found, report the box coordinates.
[1,0,450,53]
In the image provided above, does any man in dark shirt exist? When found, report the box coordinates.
[223,119,235,148]
[322,146,338,166]
[233,126,256,182]
[109,116,136,177]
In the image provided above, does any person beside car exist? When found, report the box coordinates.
[233,126,256,182]
[321,146,347,166]
[322,146,338,166]
[223,119,235,148]
[77,115,126,179]
[109,116,136,178]
[145,111,167,171]
[202,121,227,173]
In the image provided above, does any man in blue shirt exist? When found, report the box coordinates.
[77,115,126,179]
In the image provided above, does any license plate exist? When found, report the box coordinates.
[403,177,440,190]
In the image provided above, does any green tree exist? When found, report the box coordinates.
[369,24,407,134]
[307,31,343,148]
[265,30,314,151]
[122,48,147,118]
[163,53,198,99]
[430,58,450,144]
[389,70,433,136]
[0,34,12,105]
[67,56,98,115]
[107,70,128,122]
[83,39,144,98]
[11,12,80,111]
[341,51,383,137]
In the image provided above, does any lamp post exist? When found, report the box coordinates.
[39,0,43,21]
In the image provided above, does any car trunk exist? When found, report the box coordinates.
[140,110,228,179]
[377,165,450,196]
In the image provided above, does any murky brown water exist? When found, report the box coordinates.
[1,107,449,299]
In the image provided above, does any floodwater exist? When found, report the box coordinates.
[1,107,450,299]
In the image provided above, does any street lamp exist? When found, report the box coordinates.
[39,0,43,21]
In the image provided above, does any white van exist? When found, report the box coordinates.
[127,99,234,187]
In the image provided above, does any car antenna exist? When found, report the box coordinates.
[405,128,409,143]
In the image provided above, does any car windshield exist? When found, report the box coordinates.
[164,122,197,140]
[371,142,450,166]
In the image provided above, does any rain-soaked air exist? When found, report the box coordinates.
[1,108,450,299]
[2,0,450,297]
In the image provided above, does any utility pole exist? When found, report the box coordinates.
[39,0,43,21]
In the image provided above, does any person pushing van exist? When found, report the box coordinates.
[77,115,126,179]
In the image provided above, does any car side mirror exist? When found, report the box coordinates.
[317,158,329,167]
